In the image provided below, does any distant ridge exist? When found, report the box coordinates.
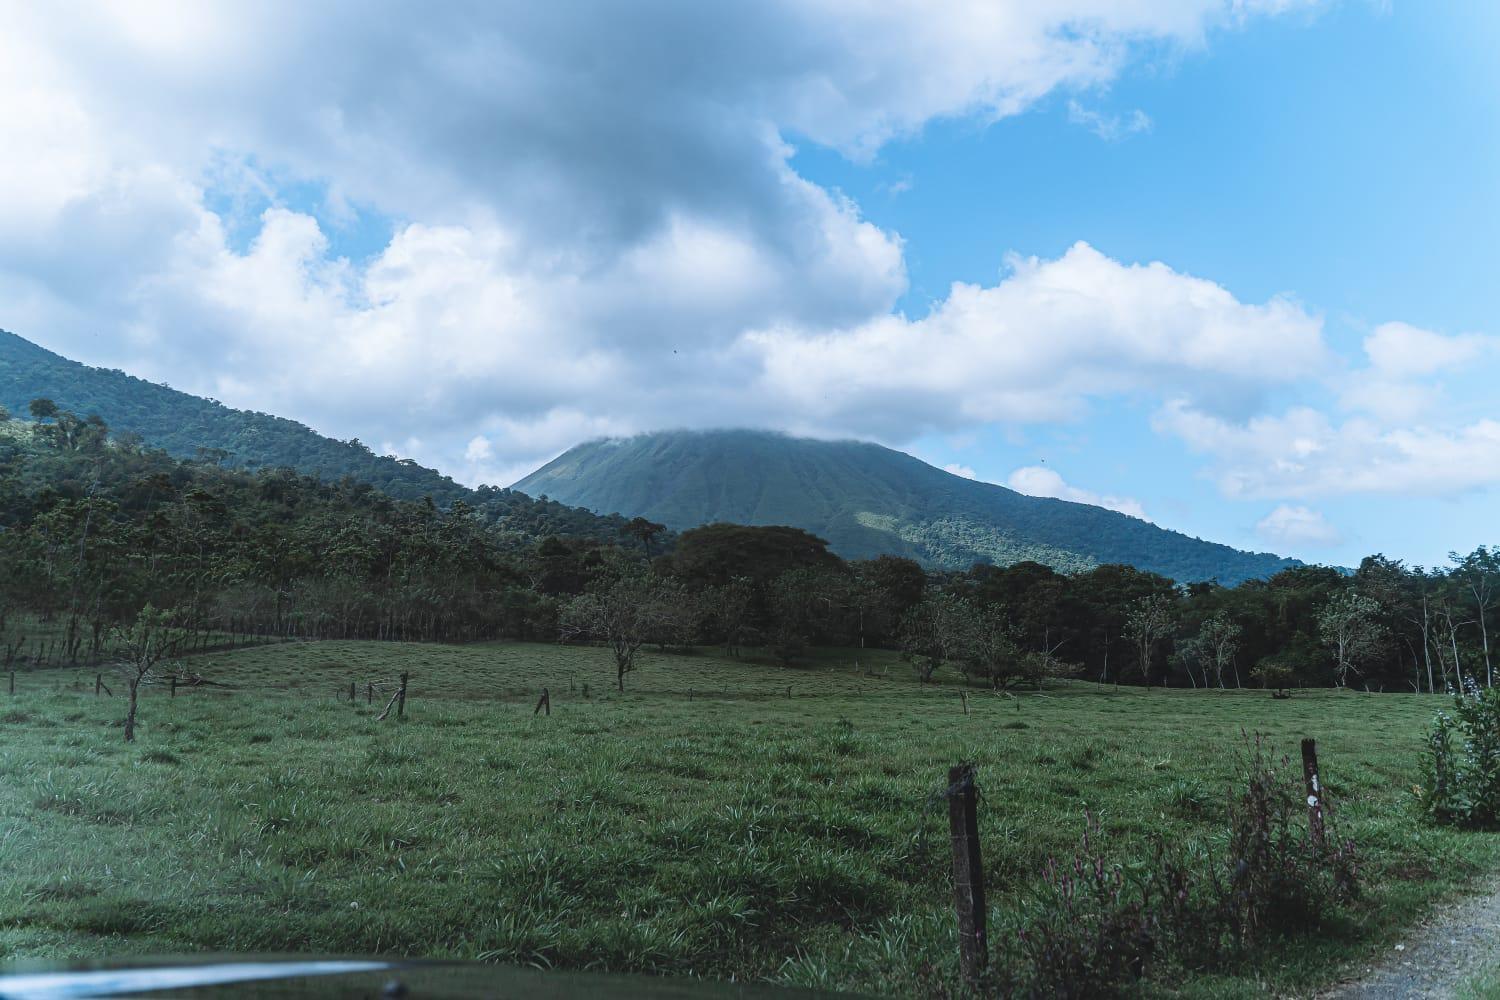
[0,329,631,543]
[514,429,1300,583]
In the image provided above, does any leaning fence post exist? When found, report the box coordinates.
[397,672,408,718]
[534,688,550,716]
[1301,737,1325,846]
[947,763,988,982]
[961,690,969,715]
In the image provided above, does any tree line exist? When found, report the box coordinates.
[2,401,1494,693]
[561,531,1496,694]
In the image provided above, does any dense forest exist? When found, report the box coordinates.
[0,402,671,649]
[2,401,1493,695]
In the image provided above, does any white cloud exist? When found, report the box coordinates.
[1334,321,1497,423]
[1364,321,1493,376]
[0,1,1331,482]
[943,463,979,480]
[1335,376,1440,425]
[1256,504,1341,547]
[1151,319,1500,502]
[1067,100,1153,141]
[1006,466,1150,520]
[748,241,1326,440]
[1156,399,1500,499]
[463,436,493,463]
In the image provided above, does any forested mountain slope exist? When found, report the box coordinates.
[0,329,631,543]
[514,429,1299,583]
[0,416,597,641]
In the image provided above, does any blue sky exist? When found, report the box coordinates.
[3,1,1498,571]
[790,1,1500,567]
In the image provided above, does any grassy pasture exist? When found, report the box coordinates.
[1,640,1496,996]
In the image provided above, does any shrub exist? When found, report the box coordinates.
[993,735,1359,997]
[1009,816,1153,999]
[1216,736,1358,946]
[1250,661,1295,691]
[1421,680,1500,828]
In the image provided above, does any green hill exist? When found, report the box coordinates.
[0,328,632,544]
[513,429,1299,583]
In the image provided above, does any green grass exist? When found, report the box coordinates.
[1462,965,1500,999]
[1,640,1496,996]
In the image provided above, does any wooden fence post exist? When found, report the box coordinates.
[8,670,13,696]
[787,685,792,700]
[95,673,102,696]
[948,763,988,983]
[397,672,408,718]
[1301,737,1325,845]
[961,690,969,715]
[534,688,550,716]
[349,681,356,703]
[366,682,373,704]
[170,675,177,699]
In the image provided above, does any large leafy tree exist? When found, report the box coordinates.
[664,524,842,587]
[1318,590,1387,688]
[1124,593,1176,688]
[1188,610,1241,689]
[900,590,973,684]
[558,566,679,692]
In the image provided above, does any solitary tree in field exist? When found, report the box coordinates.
[1317,590,1386,688]
[900,591,973,684]
[112,604,185,742]
[1124,594,1175,688]
[963,604,1035,691]
[559,568,675,692]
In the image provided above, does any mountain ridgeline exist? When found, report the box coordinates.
[514,430,1299,584]
[0,329,634,544]
[0,328,1295,583]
